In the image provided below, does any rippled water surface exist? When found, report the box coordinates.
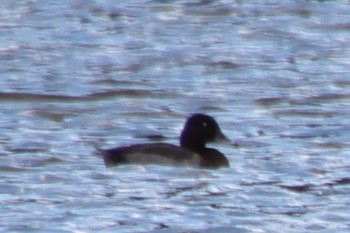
[1,1,350,232]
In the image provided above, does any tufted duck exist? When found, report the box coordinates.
[96,114,230,168]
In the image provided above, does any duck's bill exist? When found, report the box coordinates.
[214,129,231,145]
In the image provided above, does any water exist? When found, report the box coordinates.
[1,0,350,232]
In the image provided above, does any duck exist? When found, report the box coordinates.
[96,113,230,169]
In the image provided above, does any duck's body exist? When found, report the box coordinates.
[97,114,230,169]
[99,143,201,167]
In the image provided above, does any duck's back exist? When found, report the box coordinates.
[99,143,202,167]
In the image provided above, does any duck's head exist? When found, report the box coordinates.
[180,114,229,150]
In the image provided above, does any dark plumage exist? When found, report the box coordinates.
[96,114,230,169]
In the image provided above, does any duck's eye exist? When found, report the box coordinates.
[202,122,208,128]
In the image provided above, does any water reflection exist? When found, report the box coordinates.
[1,0,350,233]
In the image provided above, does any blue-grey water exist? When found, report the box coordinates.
[1,1,350,232]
